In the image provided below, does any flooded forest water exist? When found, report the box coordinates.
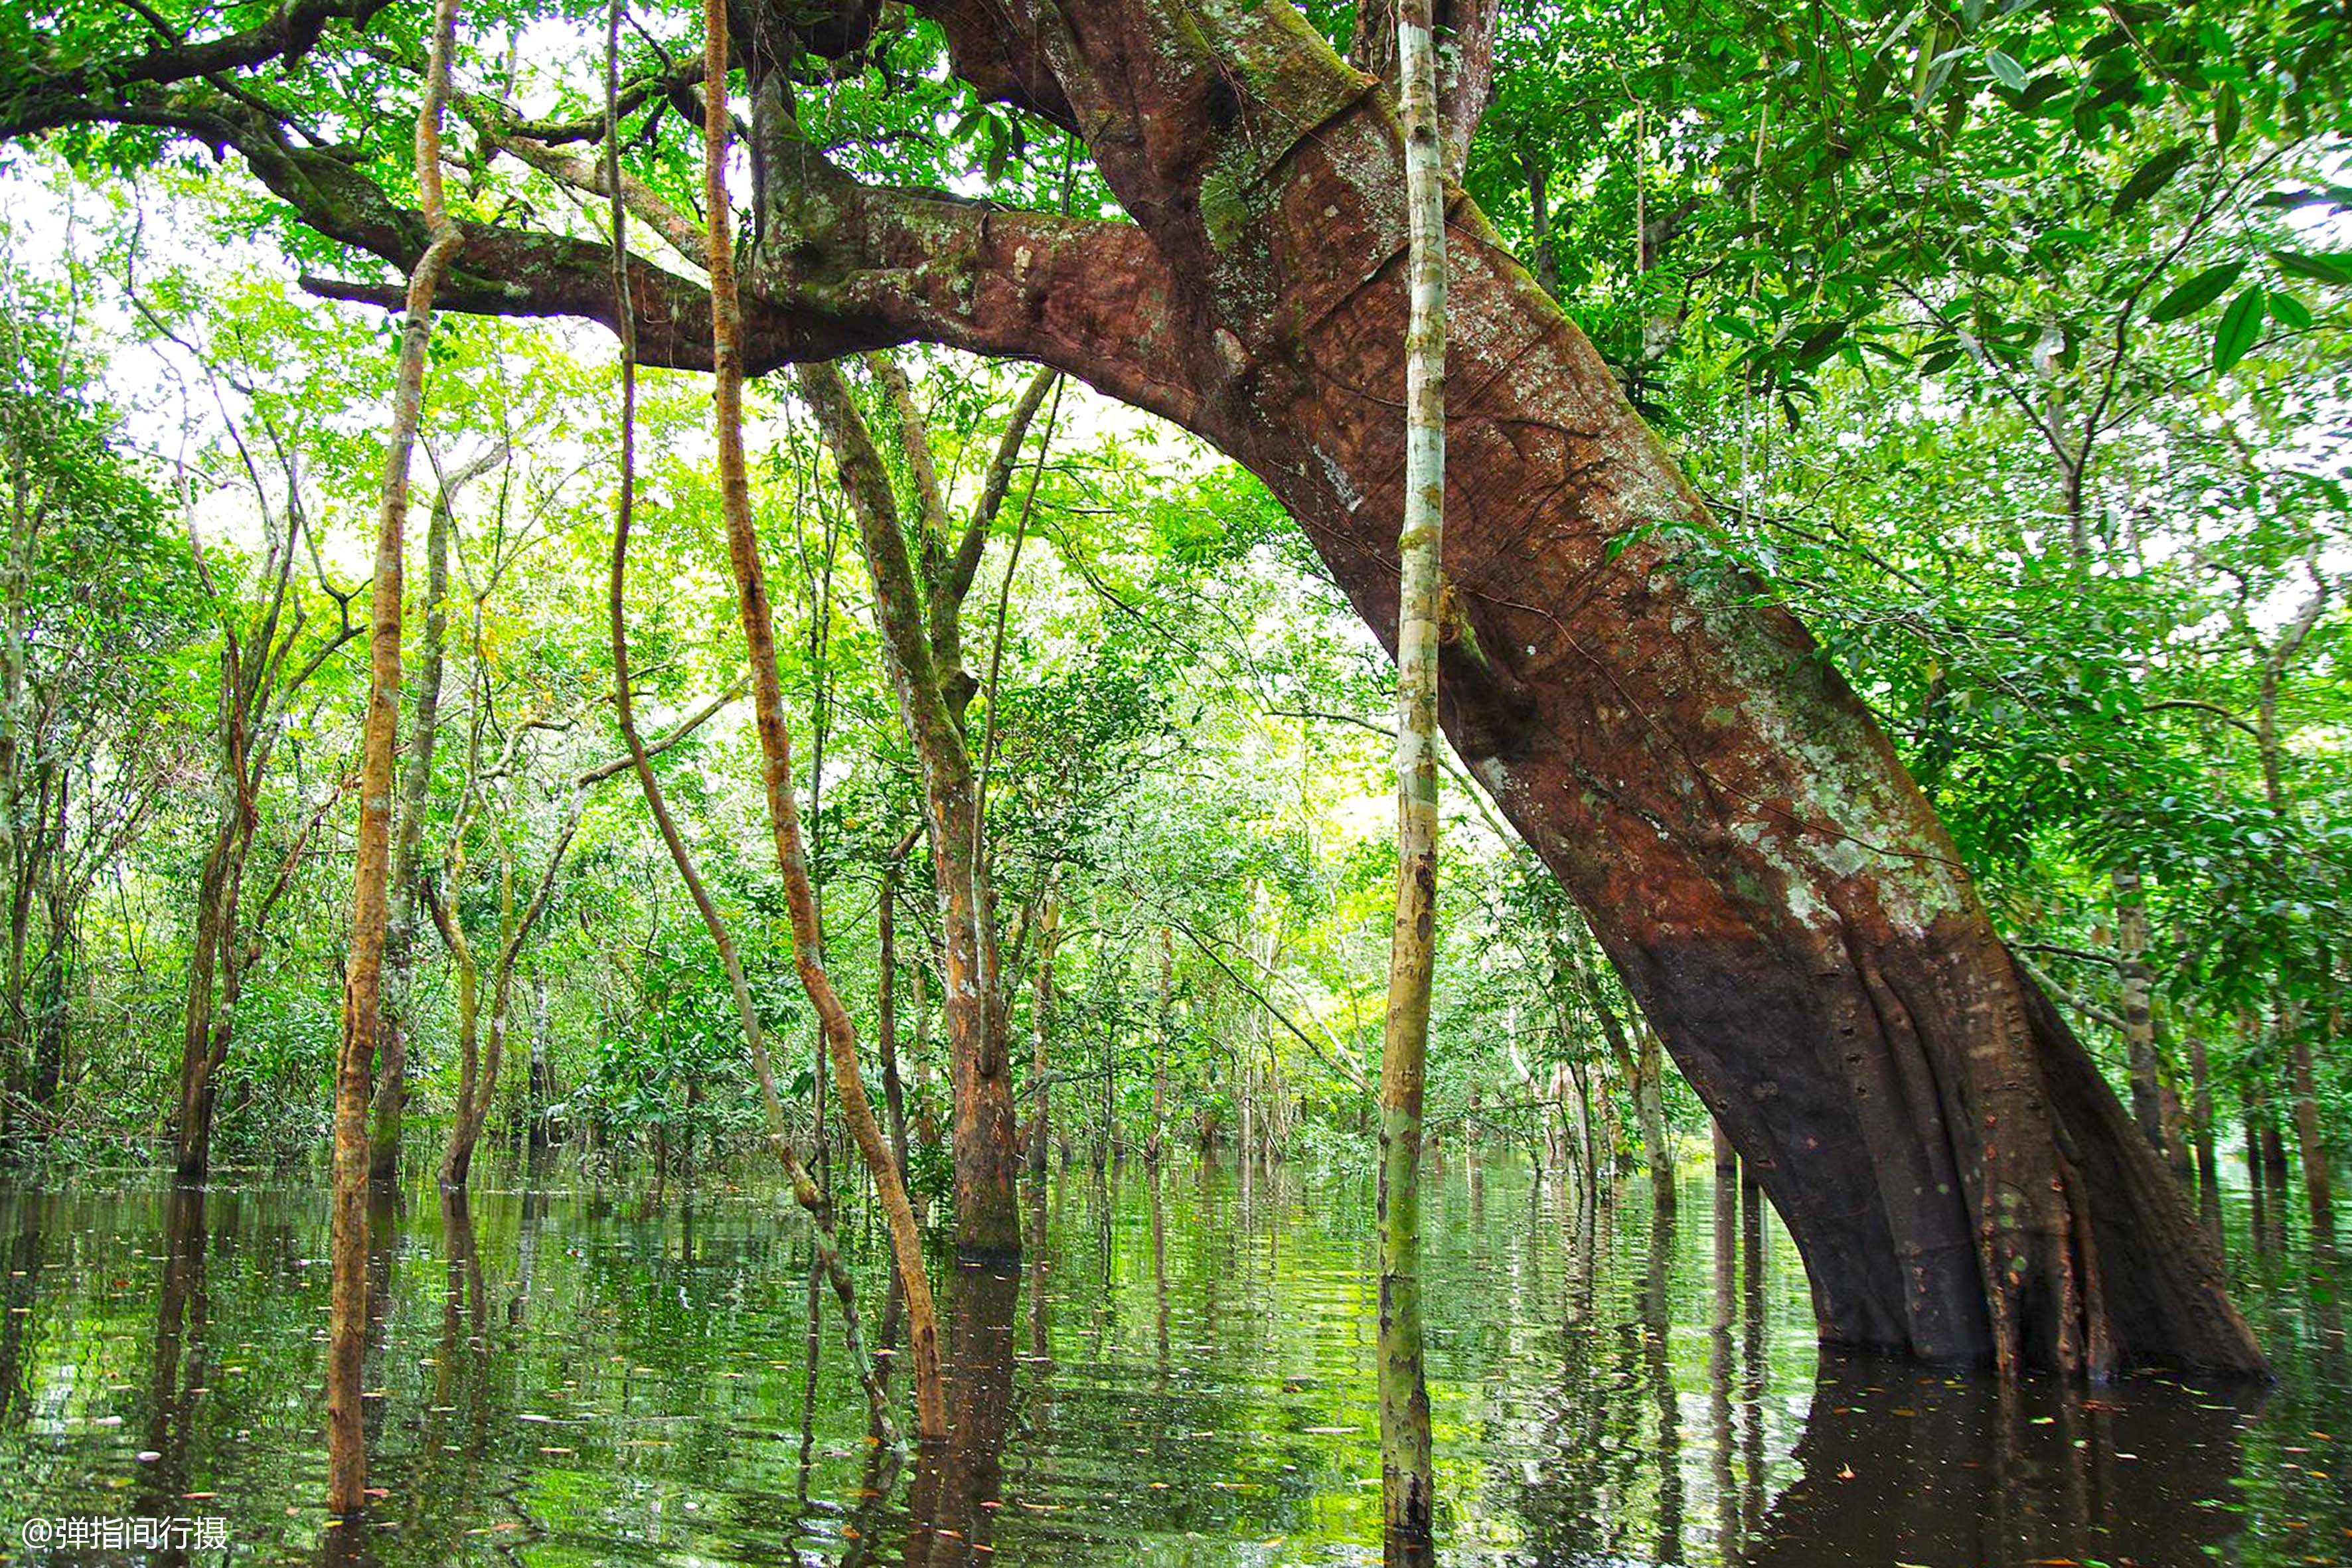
[0,1155,2344,1566]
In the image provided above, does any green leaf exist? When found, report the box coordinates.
[2270,250,2352,287]
[2150,262,2244,323]
[2214,82,2240,149]
[1793,321,1847,367]
[1986,49,2027,90]
[2268,291,2312,331]
[2111,143,2193,217]
[2213,285,2265,374]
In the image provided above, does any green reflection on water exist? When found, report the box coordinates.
[0,1154,2341,1566]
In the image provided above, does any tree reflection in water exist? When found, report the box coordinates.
[904,1259,1018,1567]
[0,1162,2335,1567]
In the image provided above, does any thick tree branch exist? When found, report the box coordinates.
[948,364,1059,609]
[0,0,392,133]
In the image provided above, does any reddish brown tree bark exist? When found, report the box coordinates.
[880,0,2257,1375]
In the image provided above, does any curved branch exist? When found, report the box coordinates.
[15,70,1194,426]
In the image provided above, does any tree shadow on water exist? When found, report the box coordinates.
[1740,1350,2259,1568]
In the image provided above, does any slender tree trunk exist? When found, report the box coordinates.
[1523,151,1559,299]
[593,5,901,1437]
[911,958,940,1151]
[1099,996,1116,1172]
[2249,1045,2293,1252]
[1713,1119,1738,1330]
[1028,895,1059,1180]
[426,886,481,1190]
[1148,928,1172,1168]
[2159,1063,2196,1193]
[2263,1113,2294,1249]
[1636,1026,1676,1219]
[173,809,236,1186]
[1239,1046,1255,1170]
[700,6,945,1439]
[813,375,1026,1257]
[1576,939,1674,1216]
[27,910,62,1106]
[2244,1084,2270,1252]
[2189,1031,2221,1246]
[2112,866,2163,1156]
[526,970,551,1151]
[1378,1,1443,1543]
[2287,1026,2335,1257]
[876,856,917,1217]
[797,358,1024,1256]
[1,847,28,1139]
[0,468,27,1142]
[375,450,481,1186]
[329,0,463,1519]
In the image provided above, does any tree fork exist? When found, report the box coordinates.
[795,358,1024,1259]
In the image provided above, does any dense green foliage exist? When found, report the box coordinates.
[0,0,2340,1251]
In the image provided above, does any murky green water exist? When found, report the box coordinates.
[0,1156,2343,1565]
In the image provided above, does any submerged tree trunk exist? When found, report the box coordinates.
[601,60,902,1426]
[173,808,237,1186]
[911,959,941,1153]
[904,8,2254,1373]
[526,970,552,1150]
[1377,0,1444,1543]
[1712,1119,1739,1330]
[2262,1109,2294,1250]
[330,0,463,1519]
[876,851,919,1219]
[796,359,1030,1258]
[2245,1083,2272,1251]
[245,0,2261,1377]
[2189,1030,2221,1245]
[1574,938,1674,1217]
[1635,1026,1676,1217]
[1148,927,1172,1168]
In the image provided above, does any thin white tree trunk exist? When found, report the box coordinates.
[1377,0,1445,1549]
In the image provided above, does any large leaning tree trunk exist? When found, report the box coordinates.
[19,0,2261,1376]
